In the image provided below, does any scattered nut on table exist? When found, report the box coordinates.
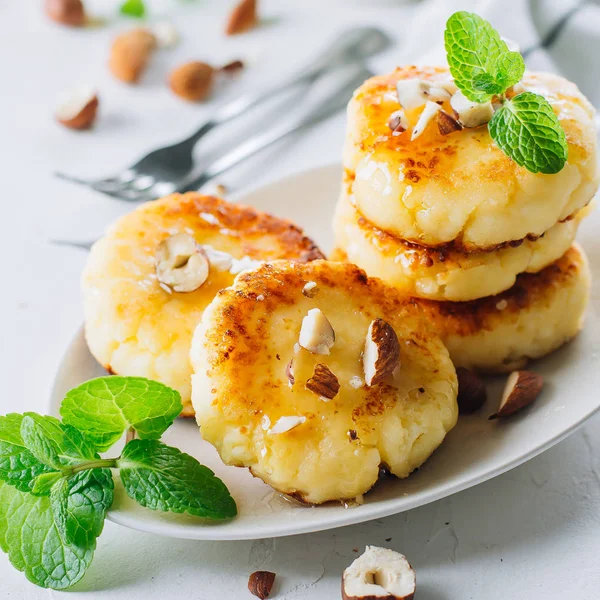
[45,0,86,27]
[363,319,400,387]
[342,546,416,600]
[109,28,157,84]
[155,233,209,293]
[456,367,486,414]
[248,570,275,599]
[55,87,99,130]
[169,61,215,102]
[489,370,544,419]
[225,0,258,35]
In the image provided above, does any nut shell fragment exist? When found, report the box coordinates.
[363,319,400,387]
[306,363,340,400]
[489,370,544,419]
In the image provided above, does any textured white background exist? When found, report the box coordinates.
[1,0,599,598]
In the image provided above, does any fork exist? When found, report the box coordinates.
[55,27,389,202]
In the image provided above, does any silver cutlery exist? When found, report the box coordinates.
[55,27,389,202]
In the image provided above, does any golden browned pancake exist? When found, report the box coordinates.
[332,185,590,301]
[344,67,598,250]
[333,245,590,372]
[190,259,458,504]
[82,193,323,417]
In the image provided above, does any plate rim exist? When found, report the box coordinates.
[49,163,600,540]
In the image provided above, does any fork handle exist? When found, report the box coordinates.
[180,27,389,147]
[177,64,372,193]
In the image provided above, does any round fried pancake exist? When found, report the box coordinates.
[332,188,590,301]
[82,193,323,417]
[415,244,590,372]
[343,67,598,250]
[190,259,458,505]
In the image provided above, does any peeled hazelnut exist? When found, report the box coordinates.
[489,370,544,419]
[363,319,400,387]
[155,233,209,293]
[436,109,463,135]
[456,367,486,414]
[306,363,340,400]
[109,28,157,84]
[342,546,416,600]
[169,61,215,102]
[45,0,86,27]
[298,308,335,355]
[225,0,258,36]
[56,87,98,130]
[248,570,275,599]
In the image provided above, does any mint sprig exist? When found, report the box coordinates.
[0,376,236,590]
[444,11,567,174]
[60,376,182,452]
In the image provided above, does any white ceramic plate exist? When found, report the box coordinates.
[50,164,600,541]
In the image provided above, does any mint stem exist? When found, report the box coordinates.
[125,427,137,444]
[70,458,118,474]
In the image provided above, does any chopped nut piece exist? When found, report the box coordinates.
[396,79,449,111]
[342,546,416,600]
[489,370,544,419]
[302,281,318,298]
[450,90,494,128]
[436,109,463,135]
[151,21,179,49]
[169,61,215,102]
[285,358,295,385]
[220,59,245,74]
[155,233,209,293]
[248,570,276,599]
[411,101,441,141]
[45,0,86,26]
[306,363,340,400]
[363,319,401,386]
[299,308,335,355]
[349,376,364,389]
[225,0,258,36]
[269,415,306,435]
[387,109,408,134]
[109,28,157,84]
[55,87,98,130]
[456,367,486,414]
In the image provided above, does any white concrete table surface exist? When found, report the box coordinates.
[1,1,599,598]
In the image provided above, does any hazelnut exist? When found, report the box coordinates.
[109,28,157,84]
[225,0,258,36]
[436,109,463,135]
[169,61,215,102]
[45,0,86,27]
[155,233,209,293]
[55,87,99,130]
[248,570,276,599]
[363,319,400,387]
[302,281,318,298]
[342,546,416,600]
[306,363,340,400]
[411,101,441,141]
[456,367,486,414]
[298,308,335,355]
[489,370,544,419]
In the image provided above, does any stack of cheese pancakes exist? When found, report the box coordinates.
[333,66,598,372]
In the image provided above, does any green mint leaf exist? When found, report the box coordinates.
[51,469,113,549]
[495,51,525,90]
[0,414,54,493]
[120,0,145,18]
[20,414,97,470]
[31,472,64,496]
[444,11,524,102]
[60,377,183,452]
[489,92,568,174]
[0,482,93,589]
[472,73,503,95]
[119,439,237,520]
